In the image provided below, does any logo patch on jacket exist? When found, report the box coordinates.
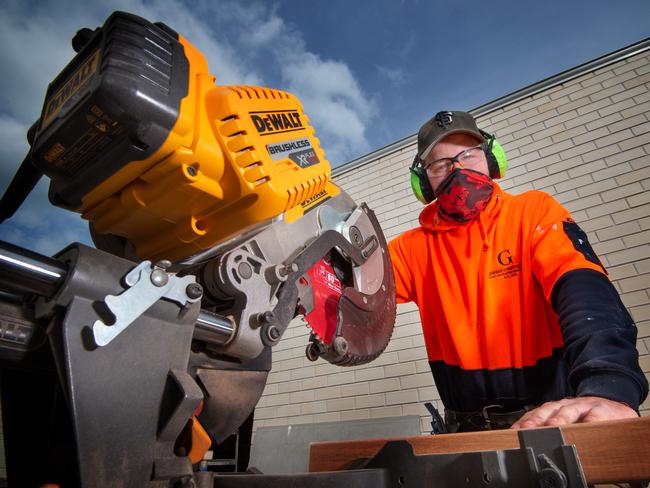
[562,220,607,273]
[489,249,522,279]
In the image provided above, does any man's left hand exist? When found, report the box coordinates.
[511,396,637,429]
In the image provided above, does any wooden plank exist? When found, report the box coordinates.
[308,417,650,484]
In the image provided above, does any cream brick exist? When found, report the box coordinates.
[290,389,315,403]
[640,355,650,373]
[326,397,355,411]
[300,401,327,415]
[397,346,427,362]
[580,215,614,233]
[621,290,650,309]
[327,370,356,386]
[627,191,650,207]
[592,162,634,182]
[585,112,624,131]
[636,259,650,274]
[594,129,635,148]
[386,388,419,405]
[555,98,592,116]
[354,366,385,382]
[596,221,640,241]
[313,412,341,423]
[383,362,416,378]
[619,131,650,152]
[621,100,650,119]
[612,86,648,102]
[633,122,650,137]
[601,69,636,88]
[618,274,650,294]
[567,160,607,179]
[302,376,327,390]
[592,238,625,256]
[315,386,341,401]
[598,97,637,117]
[570,126,609,146]
[255,406,279,420]
[402,402,431,417]
[554,174,593,194]
[369,406,403,418]
[563,194,603,213]
[601,181,644,203]
[418,386,439,402]
[604,147,646,167]
[613,204,650,224]
[569,82,604,101]
[341,382,370,397]
[277,404,302,417]
[368,351,400,367]
[580,144,620,163]
[369,377,401,394]
[552,189,578,206]
[588,83,628,103]
[608,263,639,282]
[258,392,291,408]
[400,372,434,389]
[577,97,613,116]
[355,393,386,408]
[606,246,650,267]
[415,359,432,373]
[277,381,304,395]
[638,321,650,339]
[340,409,370,421]
[538,138,576,158]
[624,230,650,248]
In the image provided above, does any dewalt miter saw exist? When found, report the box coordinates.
[0,11,395,487]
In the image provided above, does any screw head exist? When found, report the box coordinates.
[259,310,276,324]
[155,260,172,270]
[186,283,203,299]
[333,336,348,355]
[238,261,253,280]
[150,269,169,287]
[267,325,280,341]
[349,226,363,247]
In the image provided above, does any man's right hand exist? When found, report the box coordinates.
[511,396,637,429]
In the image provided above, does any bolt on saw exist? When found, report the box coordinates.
[0,11,395,487]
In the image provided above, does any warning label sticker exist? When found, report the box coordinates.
[266,137,320,168]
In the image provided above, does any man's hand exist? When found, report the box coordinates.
[511,396,637,429]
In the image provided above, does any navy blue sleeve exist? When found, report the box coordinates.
[551,268,648,411]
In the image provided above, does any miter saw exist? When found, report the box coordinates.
[0,11,395,487]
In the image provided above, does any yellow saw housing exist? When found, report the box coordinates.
[31,13,338,262]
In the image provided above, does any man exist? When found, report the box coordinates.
[388,110,648,432]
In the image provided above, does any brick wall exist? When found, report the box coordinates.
[255,45,650,435]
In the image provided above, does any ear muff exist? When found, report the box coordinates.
[409,155,435,204]
[480,129,508,179]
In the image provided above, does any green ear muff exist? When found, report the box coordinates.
[480,129,508,179]
[409,156,435,204]
[489,138,508,179]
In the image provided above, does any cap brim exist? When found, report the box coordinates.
[419,129,485,161]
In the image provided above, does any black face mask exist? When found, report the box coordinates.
[435,168,494,222]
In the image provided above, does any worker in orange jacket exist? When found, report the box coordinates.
[389,111,648,432]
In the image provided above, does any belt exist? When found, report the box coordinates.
[444,404,535,433]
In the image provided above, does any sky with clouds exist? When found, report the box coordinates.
[1,0,649,256]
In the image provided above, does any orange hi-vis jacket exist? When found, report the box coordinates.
[389,183,647,412]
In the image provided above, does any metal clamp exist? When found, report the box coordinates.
[92,260,202,346]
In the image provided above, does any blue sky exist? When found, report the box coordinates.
[1,0,649,256]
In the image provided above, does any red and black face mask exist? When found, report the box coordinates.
[434,168,494,222]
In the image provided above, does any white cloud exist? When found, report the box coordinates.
[377,65,408,86]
